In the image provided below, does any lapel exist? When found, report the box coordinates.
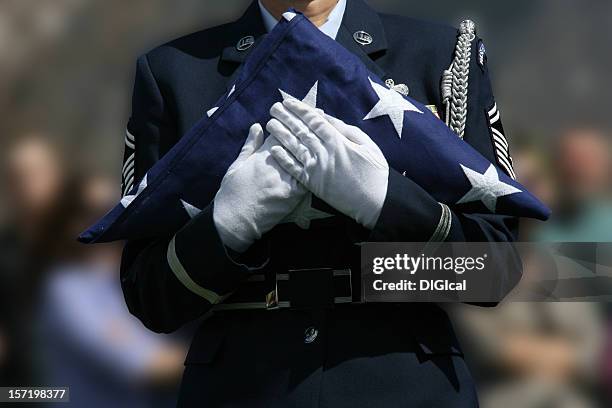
[336,0,389,80]
[220,1,268,89]
[220,0,390,90]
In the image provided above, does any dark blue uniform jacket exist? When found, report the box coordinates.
[120,1,520,406]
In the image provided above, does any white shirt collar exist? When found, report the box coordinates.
[258,0,347,40]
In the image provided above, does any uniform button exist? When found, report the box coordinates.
[304,326,318,344]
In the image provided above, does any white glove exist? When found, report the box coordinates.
[213,123,306,252]
[266,98,389,230]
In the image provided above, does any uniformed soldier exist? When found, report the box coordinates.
[120,0,520,406]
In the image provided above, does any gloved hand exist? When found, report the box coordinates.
[213,123,307,252]
[266,98,389,230]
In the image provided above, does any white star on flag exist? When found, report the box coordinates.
[206,107,218,117]
[363,77,422,138]
[277,81,333,228]
[279,81,318,107]
[181,199,202,219]
[456,164,521,212]
[282,11,297,21]
[206,84,236,117]
[281,193,333,229]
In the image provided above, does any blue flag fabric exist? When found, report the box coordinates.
[80,12,550,244]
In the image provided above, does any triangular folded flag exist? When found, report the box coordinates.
[80,11,550,243]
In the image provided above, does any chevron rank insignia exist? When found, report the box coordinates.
[487,102,516,179]
[121,127,136,197]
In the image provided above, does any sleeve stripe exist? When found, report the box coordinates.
[488,103,498,117]
[493,140,510,157]
[495,148,513,169]
[493,140,510,161]
[494,142,515,174]
[492,129,509,148]
[499,161,516,180]
[122,176,135,197]
[122,152,135,173]
[124,136,135,150]
[121,128,136,197]
[496,153,516,179]
[487,104,516,179]
[489,111,500,124]
[122,167,135,186]
[428,203,452,243]
[122,159,135,179]
[167,236,224,304]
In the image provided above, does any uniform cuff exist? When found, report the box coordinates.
[369,169,452,242]
[168,203,268,302]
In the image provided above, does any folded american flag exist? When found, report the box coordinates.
[80,11,549,244]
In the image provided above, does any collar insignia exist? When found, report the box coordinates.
[353,30,373,45]
[236,35,255,51]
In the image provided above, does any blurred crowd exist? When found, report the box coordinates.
[451,128,612,408]
[1,1,612,407]
[0,136,189,407]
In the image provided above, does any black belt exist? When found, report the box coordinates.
[213,268,362,311]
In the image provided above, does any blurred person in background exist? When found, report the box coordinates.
[535,128,612,242]
[452,137,610,408]
[538,127,612,406]
[0,134,75,386]
[508,142,555,241]
[452,301,604,408]
[37,174,187,408]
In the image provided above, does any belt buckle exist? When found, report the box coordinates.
[291,268,351,309]
[266,273,290,310]
[265,268,354,310]
[265,287,279,310]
